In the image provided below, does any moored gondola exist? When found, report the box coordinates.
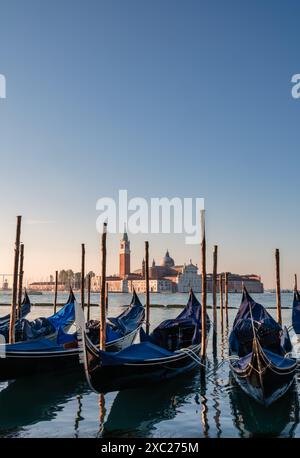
[0,289,75,343]
[229,287,297,407]
[0,289,144,380]
[77,290,210,394]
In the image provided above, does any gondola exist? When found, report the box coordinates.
[0,289,75,343]
[0,289,144,380]
[229,287,297,407]
[78,289,210,394]
[0,290,31,328]
[292,287,300,339]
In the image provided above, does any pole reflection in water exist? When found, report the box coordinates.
[74,395,84,438]
[98,393,106,437]
[212,356,222,438]
[200,375,209,438]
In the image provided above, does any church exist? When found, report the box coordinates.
[91,231,264,294]
[91,230,201,293]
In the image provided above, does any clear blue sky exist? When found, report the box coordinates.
[0,0,299,288]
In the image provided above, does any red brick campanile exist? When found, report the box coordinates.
[119,230,130,278]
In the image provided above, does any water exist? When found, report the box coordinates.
[0,291,299,438]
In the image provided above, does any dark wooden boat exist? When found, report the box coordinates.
[0,290,144,381]
[78,290,210,394]
[229,287,297,407]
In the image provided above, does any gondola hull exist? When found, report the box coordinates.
[0,327,140,381]
[85,341,202,393]
[230,348,297,407]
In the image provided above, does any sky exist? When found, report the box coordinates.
[0,0,300,288]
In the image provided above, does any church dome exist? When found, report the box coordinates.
[160,250,175,268]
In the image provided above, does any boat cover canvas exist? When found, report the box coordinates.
[235,349,296,371]
[229,288,290,357]
[4,338,61,353]
[99,341,174,366]
[107,289,145,334]
[232,288,274,328]
[292,290,300,334]
[57,323,122,345]
[0,291,76,343]
[47,291,76,330]
[142,289,208,351]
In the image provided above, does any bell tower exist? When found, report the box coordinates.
[119,228,130,278]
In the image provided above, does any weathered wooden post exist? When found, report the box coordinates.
[295,274,298,292]
[145,241,150,335]
[212,245,218,351]
[224,272,229,327]
[54,270,58,314]
[9,215,22,344]
[17,243,24,319]
[201,210,207,362]
[219,273,224,332]
[81,243,85,310]
[105,282,109,311]
[100,223,107,350]
[275,248,282,325]
[87,273,91,321]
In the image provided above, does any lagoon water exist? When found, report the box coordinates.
[0,291,299,438]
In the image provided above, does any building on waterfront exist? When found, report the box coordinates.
[90,231,264,294]
[206,273,264,293]
[28,281,64,292]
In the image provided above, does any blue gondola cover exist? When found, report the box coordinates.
[292,290,300,334]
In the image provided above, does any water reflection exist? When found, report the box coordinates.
[229,375,300,437]
[0,372,88,436]
[212,357,222,437]
[199,378,209,437]
[102,371,201,437]
[74,395,84,438]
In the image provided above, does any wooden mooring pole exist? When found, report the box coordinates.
[105,282,109,311]
[275,248,282,326]
[100,223,107,350]
[212,245,218,351]
[219,273,224,332]
[201,210,207,362]
[17,243,24,319]
[9,215,22,344]
[81,243,85,310]
[294,273,298,292]
[145,241,150,335]
[224,272,229,327]
[87,273,91,321]
[54,270,58,314]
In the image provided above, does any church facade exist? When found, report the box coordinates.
[91,231,264,293]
